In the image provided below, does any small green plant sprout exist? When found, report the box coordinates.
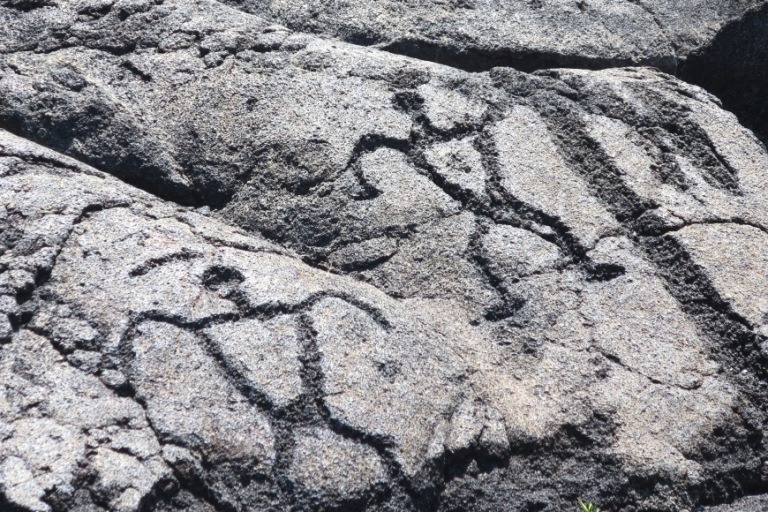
[577,497,604,512]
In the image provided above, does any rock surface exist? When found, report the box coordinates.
[2,0,768,511]
[221,0,762,72]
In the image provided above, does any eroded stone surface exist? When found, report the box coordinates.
[288,427,388,509]
[673,223,768,332]
[0,329,171,512]
[1,0,768,510]
[221,0,763,72]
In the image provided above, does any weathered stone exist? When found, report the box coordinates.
[203,316,304,408]
[0,329,171,512]
[221,0,762,72]
[1,0,768,510]
[288,427,388,509]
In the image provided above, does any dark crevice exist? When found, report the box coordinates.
[379,38,678,75]
[218,0,678,75]
[129,249,203,277]
[121,59,152,82]
[680,2,768,145]
[0,494,34,512]
[0,121,201,208]
[0,146,104,177]
[1,0,55,12]
[172,212,292,259]
[584,262,626,282]
[639,217,768,238]
[597,350,675,389]
[328,251,396,273]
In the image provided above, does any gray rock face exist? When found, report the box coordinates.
[2,0,768,511]
[221,0,763,72]
[707,494,768,512]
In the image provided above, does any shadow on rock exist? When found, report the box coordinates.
[681,3,768,146]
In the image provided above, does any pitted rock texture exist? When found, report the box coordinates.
[2,0,768,511]
[220,0,763,72]
[708,494,768,511]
